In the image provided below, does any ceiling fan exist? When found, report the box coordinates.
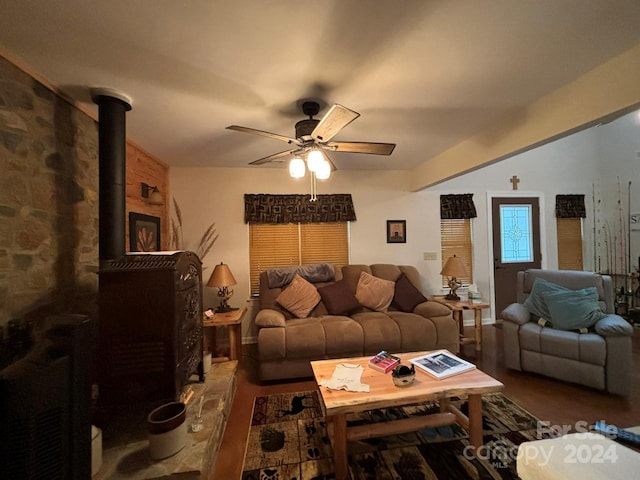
[226,100,396,167]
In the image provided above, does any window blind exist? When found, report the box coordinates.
[249,222,349,295]
[301,223,349,266]
[557,218,583,270]
[440,219,473,286]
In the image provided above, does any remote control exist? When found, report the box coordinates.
[593,420,640,447]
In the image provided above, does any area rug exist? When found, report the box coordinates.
[241,390,546,480]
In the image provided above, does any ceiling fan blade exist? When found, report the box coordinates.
[326,141,396,155]
[311,104,360,142]
[249,149,298,165]
[227,125,299,145]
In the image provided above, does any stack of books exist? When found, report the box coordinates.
[368,351,401,373]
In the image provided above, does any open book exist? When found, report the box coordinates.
[409,350,475,380]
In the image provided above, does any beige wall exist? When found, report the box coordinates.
[410,43,640,191]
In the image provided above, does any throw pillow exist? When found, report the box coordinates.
[523,277,570,320]
[543,287,606,331]
[276,274,321,318]
[392,273,427,312]
[355,271,395,312]
[317,280,361,315]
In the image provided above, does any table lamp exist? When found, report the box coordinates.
[207,262,238,313]
[440,255,468,300]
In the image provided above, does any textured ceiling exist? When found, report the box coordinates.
[1,0,640,172]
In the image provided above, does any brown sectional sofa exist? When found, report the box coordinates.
[255,263,458,381]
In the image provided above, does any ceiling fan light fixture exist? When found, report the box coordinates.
[289,157,305,178]
[315,159,331,180]
[307,149,324,173]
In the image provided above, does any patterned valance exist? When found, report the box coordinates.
[556,194,586,218]
[440,194,477,219]
[244,194,357,224]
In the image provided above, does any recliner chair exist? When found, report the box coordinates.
[501,269,633,396]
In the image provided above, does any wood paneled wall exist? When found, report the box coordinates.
[125,142,169,251]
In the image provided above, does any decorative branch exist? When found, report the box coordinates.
[170,197,218,270]
[197,222,219,261]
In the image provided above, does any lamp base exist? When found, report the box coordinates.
[214,304,239,314]
[444,292,460,301]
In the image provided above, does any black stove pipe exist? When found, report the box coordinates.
[92,88,132,265]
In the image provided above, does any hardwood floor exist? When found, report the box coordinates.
[212,324,640,479]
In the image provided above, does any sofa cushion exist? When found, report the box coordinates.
[341,265,372,292]
[523,277,569,320]
[355,271,394,312]
[284,318,326,359]
[319,316,364,356]
[544,287,606,330]
[351,311,402,354]
[392,273,427,312]
[276,274,321,318]
[385,311,438,351]
[317,280,361,315]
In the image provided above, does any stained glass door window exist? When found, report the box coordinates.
[499,205,533,263]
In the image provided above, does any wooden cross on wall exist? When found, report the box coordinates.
[510,175,520,190]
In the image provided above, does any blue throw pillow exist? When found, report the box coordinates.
[523,277,570,320]
[543,287,606,331]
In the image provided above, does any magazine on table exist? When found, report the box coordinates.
[368,350,401,373]
[409,349,476,379]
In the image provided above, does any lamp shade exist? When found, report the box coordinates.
[148,187,164,205]
[315,159,331,180]
[207,263,237,288]
[289,157,305,178]
[307,149,324,172]
[440,255,468,278]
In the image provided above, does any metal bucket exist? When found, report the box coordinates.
[147,402,187,460]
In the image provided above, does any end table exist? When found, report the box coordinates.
[430,297,490,351]
[202,307,247,362]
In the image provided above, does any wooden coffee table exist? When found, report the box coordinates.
[311,351,504,480]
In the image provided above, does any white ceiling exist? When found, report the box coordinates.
[2,0,640,172]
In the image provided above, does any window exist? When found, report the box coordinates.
[440,219,473,286]
[249,222,349,295]
[499,204,533,263]
[557,218,583,270]
[554,195,585,271]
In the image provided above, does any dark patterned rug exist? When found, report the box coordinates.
[241,390,546,480]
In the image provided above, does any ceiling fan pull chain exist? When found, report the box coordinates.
[310,172,318,202]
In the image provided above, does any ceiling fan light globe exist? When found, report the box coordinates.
[289,157,305,178]
[315,159,331,180]
[307,149,324,173]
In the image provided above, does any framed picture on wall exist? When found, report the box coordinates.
[129,212,161,252]
[387,220,406,243]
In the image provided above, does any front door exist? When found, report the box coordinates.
[492,197,542,316]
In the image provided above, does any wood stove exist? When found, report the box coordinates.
[98,251,204,405]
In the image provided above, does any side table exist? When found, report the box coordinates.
[203,307,247,362]
[430,297,490,351]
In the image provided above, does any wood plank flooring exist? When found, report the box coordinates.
[212,324,640,479]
